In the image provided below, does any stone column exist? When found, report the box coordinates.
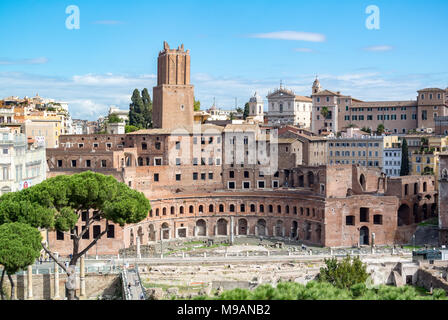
[272,226,276,237]
[27,265,33,300]
[235,224,239,236]
[80,256,86,298]
[255,225,259,236]
[136,237,141,259]
[282,227,285,238]
[194,226,198,237]
[230,217,234,245]
[53,259,60,299]
[214,225,218,236]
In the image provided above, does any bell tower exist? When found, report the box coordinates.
[153,41,194,129]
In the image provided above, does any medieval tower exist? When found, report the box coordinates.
[153,41,194,129]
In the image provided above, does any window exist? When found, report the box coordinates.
[78,143,84,148]
[360,208,369,222]
[230,204,235,212]
[258,181,265,189]
[107,225,115,238]
[154,158,162,166]
[373,215,383,225]
[228,181,235,189]
[155,142,161,150]
[86,160,91,167]
[208,172,213,180]
[81,211,89,221]
[56,230,64,240]
[229,171,235,178]
[82,226,89,239]
[176,158,181,166]
[260,205,264,212]
[193,172,198,180]
[154,173,159,182]
[71,160,77,167]
[93,225,101,238]
[240,204,245,212]
[272,180,279,188]
[346,216,355,225]
[244,171,249,178]
[176,174,181,181]
[175,141,180,150]
[101,160,107,167]
[57,160,63,167]
[142,143,147,150]
[201,173,206,180]
[243,181,250,189]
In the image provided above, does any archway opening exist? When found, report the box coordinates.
[238,219,248,235]
[217,219,228,235]
[360,226,369,245]
[397,204,411,226]
[196,219,206,236]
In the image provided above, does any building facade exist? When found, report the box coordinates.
[0,128,46,195]
[44,42,437,255]
[266,86,312,128]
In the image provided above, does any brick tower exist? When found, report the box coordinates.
[153,41,194,130]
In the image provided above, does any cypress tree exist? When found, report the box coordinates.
[400,138,410,176]
[243,102,250,120]
[141,88,153,129]
[129,89,145,128]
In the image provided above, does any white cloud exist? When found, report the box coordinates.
[0,70,446,120]
[363,45,393,52]
[250,31,326,42]
[0,57,48,65]
[294,48,315,53]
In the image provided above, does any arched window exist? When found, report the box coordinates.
[209,204,214,213]
[149,209,153,217]
[156,208,159,216]
[240,204,245,212]
[162,207,167,215]
[286,205,290,214]
[170,206,175,215]
[219,204,224,212]
[138,157,143,166]
[180,206,184,214]
[277,205,282,214]
[230,204,235,212]
[250,204,256,212]
[189,205,194,214]
[294,206,297,215]
[199,205,204,213]
[269,205,273,213]
[260,204,264,212]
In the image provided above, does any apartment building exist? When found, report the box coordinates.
[0,127,46,195]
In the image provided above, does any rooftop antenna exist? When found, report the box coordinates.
[280,80,283,89]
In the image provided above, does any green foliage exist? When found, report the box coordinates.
[377,124,385,134]
[129,89,145,129]
[193,281,448,300]
[0,223,42,274]
[400,138,410,176]
[361,127,371,134]
[318,255,369,290]
[320,107,329,119]
[107,113,122,123]
[0,171,151,231]
[243,103,250,120]
[125,125,139,133]
[141,88,153,128]
[235,107,243,114]
[194,99,201,112]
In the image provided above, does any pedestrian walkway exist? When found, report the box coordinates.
[121,267,146,300]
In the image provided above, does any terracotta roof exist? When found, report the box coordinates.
[352,100,417,107]
[294,95,312,102]
[131,124,224,135]
[418,88,445,92]
[312,89,341,96]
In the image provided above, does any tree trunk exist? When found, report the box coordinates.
[8,274,15,300]
[0,269,5,300]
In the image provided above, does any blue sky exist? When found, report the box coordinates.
[0,0,447,120]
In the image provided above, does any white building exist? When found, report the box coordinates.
[266,86,312,128]
[206,105,232,121]
[383,146,402,177]
[0,128,46,195]
[109,106,129,122]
